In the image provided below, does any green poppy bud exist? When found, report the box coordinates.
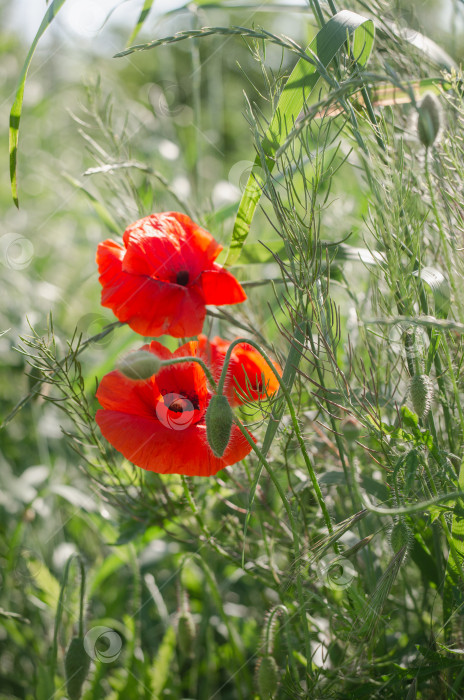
[206,394,233,458]
[341,416,361,442]
[116,350,162,380]
[177,610,196,658]
[409,374,433,418]
[255,655,279,699]
[390,520,412,554]
[417,93,441,148]
[65,637,91,700]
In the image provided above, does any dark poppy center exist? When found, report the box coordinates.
[176,269,190,286]
[168,393,200,412]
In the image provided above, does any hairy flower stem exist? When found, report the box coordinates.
[160,356,218,392]
[218,338,333,535]
[180,476,267,580]
[234,415,313,681]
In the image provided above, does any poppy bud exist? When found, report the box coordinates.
[390,519,412,554]
[177,610,196,658]
[65,637,91,700]
[116,350,162,380]
[417,93,441,148]
[206,394,233,458]
[409,374,433,418]
[341,416,361,443]
[255,655,279,699]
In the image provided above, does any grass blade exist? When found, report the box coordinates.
[127,0,156,46]
[225,10,375,265]
[9,0,67,207]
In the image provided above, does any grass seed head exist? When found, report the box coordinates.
[409,374,434,418]
[177,610,196,658]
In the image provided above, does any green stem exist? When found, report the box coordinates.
[441,338,464,440]
[51,554,81,678]
[218,338,333,534]
[425,149,463,318]
[77,558,86,638]
[234,416,312,679]
[161,356,218,392]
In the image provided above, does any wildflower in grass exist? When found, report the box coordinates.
[198,335,282,405]
[96,212,246,338]
[95,341,253,476]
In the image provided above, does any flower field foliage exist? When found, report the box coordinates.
[4,0,464,697]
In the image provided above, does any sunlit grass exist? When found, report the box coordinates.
[2,1,464,698]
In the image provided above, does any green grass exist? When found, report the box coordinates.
[2,0,464,698]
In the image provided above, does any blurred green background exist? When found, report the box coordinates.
[1,1,463,698]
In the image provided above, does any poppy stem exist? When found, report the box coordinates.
[159,356,218,392]
[234,415,312,681]
[218,338,333,536]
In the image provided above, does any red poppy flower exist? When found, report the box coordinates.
[95,341,253,476]
[197,335,282,405]
[96,212,246,338]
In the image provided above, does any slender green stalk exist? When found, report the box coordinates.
[233,415,313,680]
[218,337,333,534]
[425,150,463,318]
[160,356,218,392]
[441,338,464,440]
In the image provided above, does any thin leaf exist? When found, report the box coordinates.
[62,173,120,235]
[225,10,375,265]
[9,0,67,207]
[382,21,457,71]
[127,0,156,46]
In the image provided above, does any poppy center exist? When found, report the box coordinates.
[176,269,190,286]
[167,393,200,412]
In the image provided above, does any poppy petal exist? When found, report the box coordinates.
[96,370,156,419]
[96,241,206,337]
[95,410,252,476]
[200,267,247,305]
[97,214,245,338]
[197,335,281,405]
[168,212,223,262]
[122,213,222,280]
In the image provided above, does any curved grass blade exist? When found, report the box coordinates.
[381,22,457,71]
[225,10,375,266]
[127,0,156,47]
[9,0,67,207]
[62,174,120,235]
